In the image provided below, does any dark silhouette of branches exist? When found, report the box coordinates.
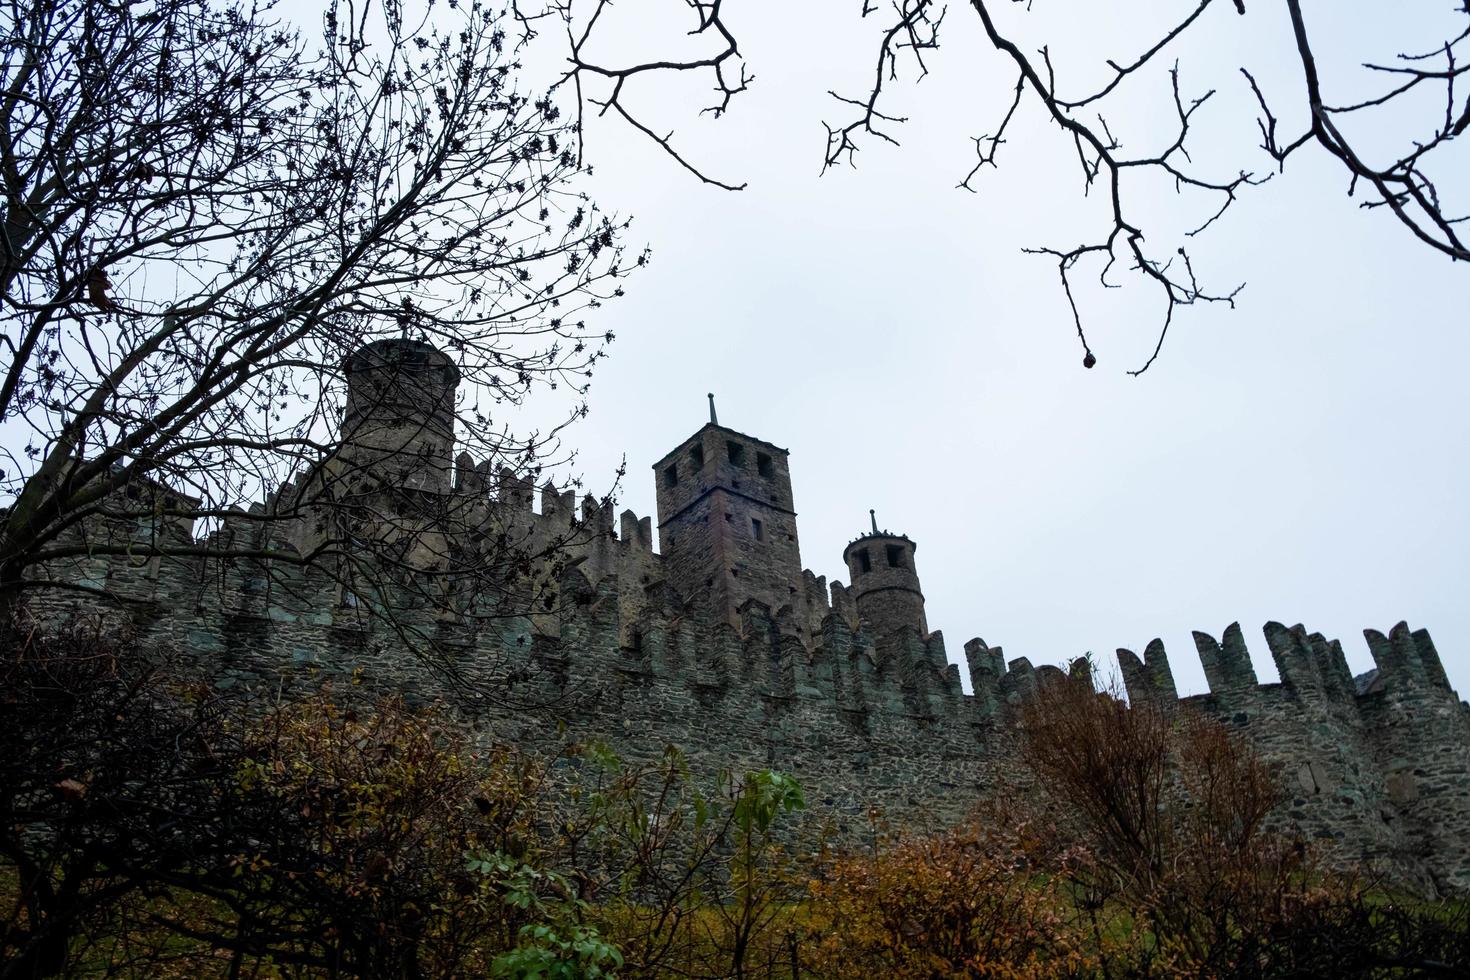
[0,619,239,978]
[822,0,944,173]
[549,0,1470,373]
[0,0,646,651]
[546,0,749,190]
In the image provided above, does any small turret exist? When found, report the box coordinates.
[339,338,460,494]
[842,510,928,638]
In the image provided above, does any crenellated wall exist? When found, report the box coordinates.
[1115,622,1470,893]
[24,342,1470,895]
[37,492,1470,893]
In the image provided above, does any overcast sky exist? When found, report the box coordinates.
[518,1,1470,699]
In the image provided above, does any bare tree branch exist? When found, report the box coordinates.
[548,0,1469,373]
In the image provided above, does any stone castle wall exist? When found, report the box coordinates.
[26,339,1470,896]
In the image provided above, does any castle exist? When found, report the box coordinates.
[37,338,1470,895]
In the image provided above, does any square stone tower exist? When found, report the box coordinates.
[653,421,804,628]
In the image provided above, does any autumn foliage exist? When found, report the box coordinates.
[805,812,1093,978]
[0,618,600,978]
[4,626,1468,978]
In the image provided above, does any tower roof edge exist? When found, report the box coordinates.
[650,421,789,468]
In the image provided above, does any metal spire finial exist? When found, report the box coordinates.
[870,509,878,534]
[707,393,718,425]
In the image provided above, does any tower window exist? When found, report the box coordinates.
[886,544,906,568]
[756,452,773,478]
[690,443,705,469]
[752,518,764,541]
[727,440,745,465]
[856,548,872,574]
[664,464,679,488]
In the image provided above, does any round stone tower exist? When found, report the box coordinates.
[339,338,460,494]
[842,511,928,637]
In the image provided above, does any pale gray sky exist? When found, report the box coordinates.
[528,1,1470,698]
[11,0,1460,696]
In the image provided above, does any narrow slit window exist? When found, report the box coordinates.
[752,518,764,541]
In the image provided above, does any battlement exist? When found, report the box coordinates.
[1114,621,1458,711]
[651,422,794,517]
[31,341,1470,895]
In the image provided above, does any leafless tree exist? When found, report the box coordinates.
[0,619,239,979]
[543,0,1469,372]
[0,0,644,635]
[1018,661,1328,972]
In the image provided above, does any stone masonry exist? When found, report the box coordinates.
[30,338,1470,896]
